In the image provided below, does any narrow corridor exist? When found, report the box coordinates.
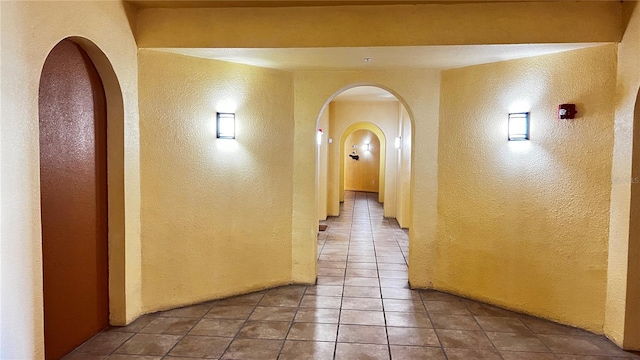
[65,192,639,359]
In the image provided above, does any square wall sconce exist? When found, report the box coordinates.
[217,112,235,139]
[508,112,530,141]
[363,143,370,152]
[395,137,402,149]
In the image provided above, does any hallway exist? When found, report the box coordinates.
[64,192,639,360]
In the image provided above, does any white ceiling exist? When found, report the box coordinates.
[157,43,605,71]
[333,86,397,102]
[156,43,607,101]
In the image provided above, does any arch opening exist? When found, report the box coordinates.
[314,84,414,231]
[38,36,127,358]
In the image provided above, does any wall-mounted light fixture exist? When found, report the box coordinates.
[362,143,370,152]
[395,137,402,149]
[317,128,323,145]
[508,112,530,141]
[217,112,235,139]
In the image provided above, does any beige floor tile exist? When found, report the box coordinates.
[189,318,245,337]
[436,329,495,349]
[205,305,255,319]
[538,334,606,356]
[444,348,502,360]
[138,317,198,335]
[476,316,531,333]
[156,303,213,318]
[287,322,338,341]
[466,301,520,317]
[294,308,341,324]
[335,343,390,360]
[168,336,232,358]
[317,276,345,286]
[343,286,381,298]
[519,316,588,336]
[237,321,291,339]
[385,312,433,328]
[344,277,380,287]
[305,285,344,297]
[279,340,336,360]
[258,293,303,307]
[486,332,551,352]
[346,268,379,278]
[383,299,425,313]
[75,332,134,355]
[318,268,346,277]
[430,314,481,330]
[62,353,107,360]
[387,327,439,346]
[300,295,343,309]
[248,306,297,322]
[108,316,156,333]
[380,288,421,300]
[425,301,471,315]
[114,334,182,356]
[341,297,383,311]
[379,278,409,288]
[347,262,378,270]
[500,351,557,359]
[212,293,264,306]
[106,355,161,360]
[390,345,446,360]
[337,325,387,344]
[419,290,465,302]
[339,310,386,326]
[220,338,283,360]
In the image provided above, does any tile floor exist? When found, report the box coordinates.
[65,191,640,359]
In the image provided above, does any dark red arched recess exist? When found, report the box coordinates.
[39,39,109,360]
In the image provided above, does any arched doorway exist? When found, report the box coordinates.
[315,85,413,227]
[341,125,385,201]
[39,39,109,359]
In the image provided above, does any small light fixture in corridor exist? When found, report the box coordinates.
[216,112,235,139]
[395,136,402,149]
[317,128,323,145]
[508,112,530,141]
[362,143,370,152]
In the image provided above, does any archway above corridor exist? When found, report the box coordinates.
[315,85,413,229]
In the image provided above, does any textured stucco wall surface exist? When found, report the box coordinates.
[317,107,330,221]
[138,50,294,313]
[0,1,141,358]
[438,45,617,332]
[396,106,412,229]
[135,2,621,48]
[605,2,640,349]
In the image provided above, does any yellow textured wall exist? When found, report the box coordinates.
[292,70,441,286]
[328,101,399,217]
[0,1,141,358]
[396,106,412,229]
[138,50,294,313]
[344,130,381,192]
[317,107,329,221]
[438,45,617,332]
[605,2,640,349]
[136,2,621,48]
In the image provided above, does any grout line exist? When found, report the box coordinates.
[216,294,263,359]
